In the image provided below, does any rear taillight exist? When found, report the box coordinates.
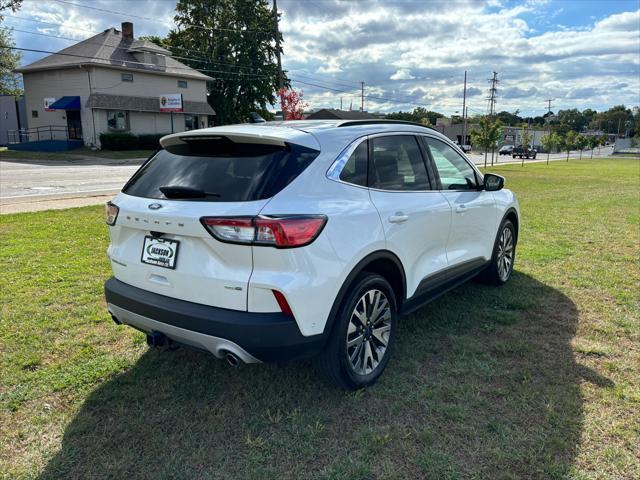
[200,215,327,248]
[105,202,119,225]
[200,217,254,243]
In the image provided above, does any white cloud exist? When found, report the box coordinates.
[279,1,640,114]
[9,0,640,115]
[390,69,415,80]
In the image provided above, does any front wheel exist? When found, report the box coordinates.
[478,219,516,285]
[317,273,398,390]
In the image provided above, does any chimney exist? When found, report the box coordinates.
[121,22,133,40]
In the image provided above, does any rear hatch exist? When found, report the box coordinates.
[107,129,320,311]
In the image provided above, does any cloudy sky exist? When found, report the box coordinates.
[6,0,640,116]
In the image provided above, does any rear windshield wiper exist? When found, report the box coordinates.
[159,185,221,199]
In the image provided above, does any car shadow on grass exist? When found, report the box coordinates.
[39,272,613,480]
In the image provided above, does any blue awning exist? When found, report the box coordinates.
[49,96,81,110]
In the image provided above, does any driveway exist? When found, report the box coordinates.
[0,146,615,214]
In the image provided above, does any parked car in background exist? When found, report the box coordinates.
[454,141,472,153]
[104,120,520,390]
[512,145,537,159]
[499,145,514,155]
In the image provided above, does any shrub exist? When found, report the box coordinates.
[137,134,170,150]
[99,133,138,150]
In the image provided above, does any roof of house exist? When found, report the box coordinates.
[305,109,378,120]
[15,28,212,81]
[86,93,215,115]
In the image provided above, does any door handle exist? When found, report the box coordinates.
[389,213,409,223]
[455,204,468,214]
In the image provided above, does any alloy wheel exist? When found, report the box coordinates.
[496,226,514,281]
[346,289,392,375]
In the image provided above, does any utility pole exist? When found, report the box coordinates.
[464,106,468,149]
[273,0,284,91]
[340,97,343,110]
[360,81,364,112]
[545,98,554,116]
[462,70,467,146]
[487,71,498,116]
[486,71,498,165]
[545,99,553,164]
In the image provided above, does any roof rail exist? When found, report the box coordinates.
[337,119,434,129]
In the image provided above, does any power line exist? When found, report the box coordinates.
[6,19,365,91]
[50,0,271,33]
[2,43,433,109]
[7,28,273,76]
[9,28,369,92]
[1,44,273,79]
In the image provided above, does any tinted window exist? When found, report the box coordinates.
[339,140,368,187]
[370,136,429,191]
[423,137,477,190]
[123,138,319,202]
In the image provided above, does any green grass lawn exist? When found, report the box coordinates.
[0,147,154,161]
[1,159,638,479]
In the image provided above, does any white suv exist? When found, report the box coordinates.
[104,120,519,389]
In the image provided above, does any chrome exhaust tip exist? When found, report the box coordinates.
[225,351,240,367]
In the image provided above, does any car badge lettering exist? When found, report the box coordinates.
[148,203,162,210]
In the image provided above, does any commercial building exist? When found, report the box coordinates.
[14,22,214,149]
[0,95,26,146]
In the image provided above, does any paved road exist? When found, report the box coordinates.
[0,156,144,213]
[0,146,616,214]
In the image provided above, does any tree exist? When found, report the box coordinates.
[587,135,599,159]
[599,135,608,154]
[277,88,306,120]
[137,35,171,49]
[0,27,21,96]
[166,0,285,125]
[541,132,559,165]
[386,107,444,126]
[557,108,588,132]
[575,134,587,160]
[561,131,578,162]
[519,128,532,166]
[0,0,22,20]
[470,116,502,168]
[590,105,633,136]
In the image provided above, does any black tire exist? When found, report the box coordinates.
[316,273,398,390]
[478,219,516,286]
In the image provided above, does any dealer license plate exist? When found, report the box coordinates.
[141,236,179,269]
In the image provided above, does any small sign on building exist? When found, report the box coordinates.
[159,94,183,112]
[44,98,56,112]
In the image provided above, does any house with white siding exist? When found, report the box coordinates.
[14,22,214,149]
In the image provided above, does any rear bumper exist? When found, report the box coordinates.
[104,277,327,362]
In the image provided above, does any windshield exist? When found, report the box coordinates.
[122,138,319,202]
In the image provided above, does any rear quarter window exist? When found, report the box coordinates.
[122,137,319,202]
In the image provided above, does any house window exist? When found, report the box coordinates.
[31,110,38,118]
[121,73,134,82]
[178,80,188,88]
[184,114,198,131]
[107,110,129,131]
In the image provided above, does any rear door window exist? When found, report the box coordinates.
[122,137,319,202]
[369,135,429,191]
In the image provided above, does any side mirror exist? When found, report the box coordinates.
[483,173,505,191]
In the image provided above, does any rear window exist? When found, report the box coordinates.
[122,137,319,202]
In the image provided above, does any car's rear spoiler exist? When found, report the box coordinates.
[160,125,321,151]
